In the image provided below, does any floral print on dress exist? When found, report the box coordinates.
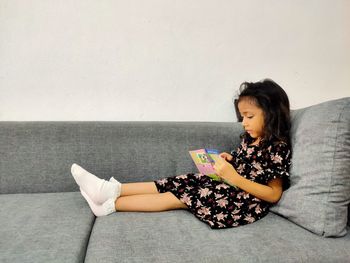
[154,138,291,229]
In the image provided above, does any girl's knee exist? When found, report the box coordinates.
[164,192,188,210]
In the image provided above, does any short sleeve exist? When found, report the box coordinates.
[264,142,291,189]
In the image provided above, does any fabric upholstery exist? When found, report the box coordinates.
[85,210,350,263]
[0,192,95,263]
[271,97,350,237]
[0,122,242,194]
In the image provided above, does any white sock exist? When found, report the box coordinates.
[80,188,116,217]
[71,163,121,204]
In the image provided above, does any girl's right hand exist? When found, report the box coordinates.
[219,152,233,162]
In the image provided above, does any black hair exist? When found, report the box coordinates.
[234,78,291,146]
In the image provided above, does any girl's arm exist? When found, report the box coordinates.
[230,175,283,203]
[214,158,283,203]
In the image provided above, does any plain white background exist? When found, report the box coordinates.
[1,0,349,121]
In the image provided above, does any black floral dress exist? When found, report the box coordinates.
[154,138,291,229]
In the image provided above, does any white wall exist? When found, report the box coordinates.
[1,0,349,121]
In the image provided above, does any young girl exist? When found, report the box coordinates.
[71,79,291,229]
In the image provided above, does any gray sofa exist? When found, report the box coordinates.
[1,97,349,263]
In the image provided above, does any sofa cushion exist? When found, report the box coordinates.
[0,122,241,194]
[0,192,95,263]
[271,97,350,237]
[85,211,350,263]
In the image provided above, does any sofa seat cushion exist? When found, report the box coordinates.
[0,192,95,263]
[85,210,350,263]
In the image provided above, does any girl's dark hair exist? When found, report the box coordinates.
[234,78,291,146]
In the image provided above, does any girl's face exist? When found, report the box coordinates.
[237,98,265,141]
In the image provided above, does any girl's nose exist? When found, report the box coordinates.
[242,118,247,127]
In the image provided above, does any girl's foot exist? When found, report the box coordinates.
[80,188,116,216]
[71,163,121,204]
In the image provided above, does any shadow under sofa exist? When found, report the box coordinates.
[1,98,349,263]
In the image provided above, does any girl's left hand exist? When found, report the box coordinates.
[213,157,239,183]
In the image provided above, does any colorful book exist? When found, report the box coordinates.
[188,148,238,189]
[188,148,221,181]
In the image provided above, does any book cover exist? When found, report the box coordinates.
[189,148,238,189]
[188,148,221,181]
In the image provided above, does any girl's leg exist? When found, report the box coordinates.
[120,182,159,196]
[115,192,188,212]
[71,163,158,201]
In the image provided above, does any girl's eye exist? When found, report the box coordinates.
[247,116,254,119]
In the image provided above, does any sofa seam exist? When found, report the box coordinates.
[82,215,96,263]
[323,101,346,236]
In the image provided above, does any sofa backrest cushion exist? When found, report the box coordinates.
[270,97,350,237]
[0,122,242,194]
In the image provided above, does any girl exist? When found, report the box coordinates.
[71,79,291,229]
